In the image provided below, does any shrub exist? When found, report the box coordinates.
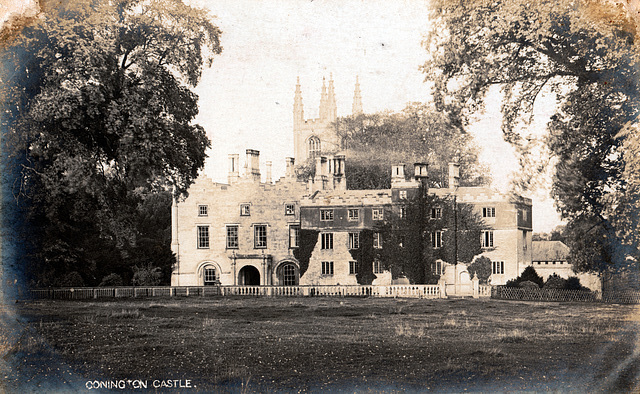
[544,274,567,289]
[505,266,543,288]
[99,273,124,287]
[519,266,544,287]
[132,264,162,286]
[505,278,520,288]
[468,256,491,284]
[565,276,585,291]
[519,280,539,289]
[53,271,85,287]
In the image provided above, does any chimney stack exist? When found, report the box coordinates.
[448,162,460,188]
[285,157,295,178]
[391,164,405,186]
[314,156,328,190]
[245,149,261,182]
[414,163,428,180]
[228,154,239,184]
[266,161,272,184]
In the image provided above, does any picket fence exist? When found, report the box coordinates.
[492,286,640,304]
[27,284,448,300]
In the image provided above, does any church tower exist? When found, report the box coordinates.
[293,75,361,164]
[352,75,363,115]
[293,77,304,128]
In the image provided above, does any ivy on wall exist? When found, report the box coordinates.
[293,230,319,276]
[349,229,377,285]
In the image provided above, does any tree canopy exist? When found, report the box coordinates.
[1,0,222,286]
[424,0,640,272]
[334,103,490,189]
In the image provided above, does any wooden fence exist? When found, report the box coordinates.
[491,286,600,302]
[27,284,446,300]
[600,290,640,304]
[491,286,640,304]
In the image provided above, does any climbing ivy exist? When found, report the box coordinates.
[349,229,377,285]
[293,230,319,276]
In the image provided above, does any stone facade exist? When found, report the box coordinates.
[172,77,534,288]
[171,150,308,287]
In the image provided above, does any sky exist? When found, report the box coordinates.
[190,0,562,233]
[2,0,563,233]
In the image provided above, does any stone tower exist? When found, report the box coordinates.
[293,75,362,164]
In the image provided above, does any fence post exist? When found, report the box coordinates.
[472,274,479,299]
[438,277,447,299]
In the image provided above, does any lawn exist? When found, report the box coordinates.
[4,297,640,392]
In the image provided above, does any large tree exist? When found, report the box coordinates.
[424,0,640,272]
[334,103,490,189]
[1,0,221,286]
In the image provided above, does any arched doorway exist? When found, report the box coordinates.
[238,266,260,286]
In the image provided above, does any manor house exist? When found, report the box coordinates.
[170,77,533,287]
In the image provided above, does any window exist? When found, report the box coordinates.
[348,209,359,221]
[481,230,494,248]
[289,225,300,249]
[321,232,334,250]
[431,207,442,219]
[197,226,209,249]
[431,231,443,248]
[348,232,360,249]
[283,264,296,286]
[320,209,334,221]
[483,207,496,218]
[399,190,407,200]
[431,260,444,276]
[349,261,359,275]
[373,260,383,274]
[285,204,295,215]
[204,267,217,285]
[492,261,504,275]
[226,225,239,249]
[240,204,251,216]
[373,232,382,249]
[399,206,407,219]
[254,225,267,248]
[198,205,208,217]
[308,137,321,158]
[372,208,384,220]
[321,261,334,276]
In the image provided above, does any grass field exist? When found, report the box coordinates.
[5,297,640,392]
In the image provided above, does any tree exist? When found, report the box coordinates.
[424,0,640,272]
[1,0,222,286]
[335,104,491,189]
[468,256,492,284]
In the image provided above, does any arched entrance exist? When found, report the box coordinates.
[238,266,260,286]
[276,262,299,286]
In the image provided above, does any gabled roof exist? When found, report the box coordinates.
[532,241,570,261]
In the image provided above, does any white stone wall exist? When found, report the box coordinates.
[172,174,308,286]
